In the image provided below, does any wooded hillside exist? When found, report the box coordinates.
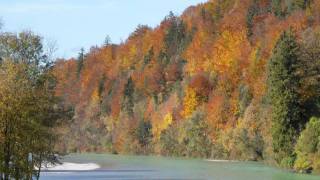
[53,0,320,173]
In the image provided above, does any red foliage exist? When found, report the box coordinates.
[189,73,211,100]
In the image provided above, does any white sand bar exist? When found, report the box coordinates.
[43,162,100,171]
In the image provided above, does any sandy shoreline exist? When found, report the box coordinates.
[42,162,100,171]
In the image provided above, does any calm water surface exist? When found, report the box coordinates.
[41,154,319,180]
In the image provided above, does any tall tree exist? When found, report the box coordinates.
[0,30,67,180]
[104,35,111,46]
[164,12,189,58]
[135,119,152,153]
[267,29,303,167]
[0,61,63,180]
[122,77,135,116]
[246,0,259,38]
[76,48,85,78]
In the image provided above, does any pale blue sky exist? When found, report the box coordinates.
[0,0,207,58]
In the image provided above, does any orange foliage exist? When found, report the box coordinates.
[54,59,79,105]
[211,29,247,73]
[52,0,319,153]
[189,73,211,100]
[206,95,228,140]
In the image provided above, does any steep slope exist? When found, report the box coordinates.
[53,0,320,172]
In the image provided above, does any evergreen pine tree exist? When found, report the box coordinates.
[76,48,85,78]
[267,29,303,167]
[135,119,152,150]
[272,0,283,17]
[246,0,259,38]
[122,77,135,116]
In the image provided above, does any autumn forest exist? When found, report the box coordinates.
[1,0,320,178]
[50,0,320,173]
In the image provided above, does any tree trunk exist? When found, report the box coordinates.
[3,118,10,180]
[36,154,42,180]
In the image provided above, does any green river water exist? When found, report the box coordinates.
[41,154,320,180]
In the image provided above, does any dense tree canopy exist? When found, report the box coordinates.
[52,0,320,174]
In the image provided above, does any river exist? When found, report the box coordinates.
[41,154,319,180]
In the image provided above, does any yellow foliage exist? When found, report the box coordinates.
[181,88,198,118]
[152,113,173,140]
[183,29,211,75]
[122,57,130,69]
[163,113,173,127]
[129,45,137,58]
[120,44,138,70]
[230,92,240,118]
[249,44,261,77]
[211,30,246,73]
[91,88,100,104]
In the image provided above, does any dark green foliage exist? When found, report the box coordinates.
[201,7,207,21]
[271,0,311,18]
[164,12,190,57]
[98,74,106,98]
[104,35,111,46]
[290,0,311,11]
[135,119,153,150]
[153,13,193,104]
[298,28,320,119]
[129,25,151,40]
[231,128,264,160]
[238,85,253,117]
[246,1,259,38]
[122,77,135,116]
[158,50,169,66]
[159,124,184,157]
[212,0,235,22]
[271,0,284,17]
[76,48,85,78]
[156,13,192,102]
[213,4,223,22]
[143,47,154,66]
[184,112,212,158]
[267,29,303,166]
[149,110,212,159]
[124,77,135,98]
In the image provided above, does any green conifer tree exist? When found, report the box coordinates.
[267,29,303,167]
[122,77,135,116]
